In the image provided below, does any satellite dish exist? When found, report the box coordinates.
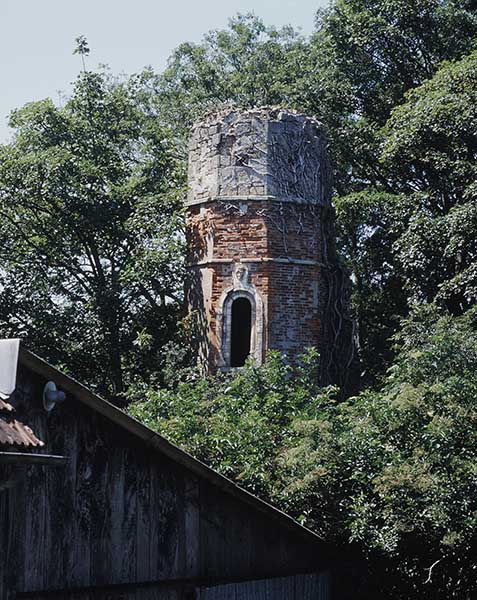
[43,381,66,412]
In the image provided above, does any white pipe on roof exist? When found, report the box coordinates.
[0,339,20,399]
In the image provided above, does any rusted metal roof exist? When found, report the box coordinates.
[0,338,43,448]
[0,416,44,447]
[0,394,44,448]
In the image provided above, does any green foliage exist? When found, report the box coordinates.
[132,22,477,593]
[315,0,477,121]
[282,305,477,597]
[335,191,412,384]
[128,348,333,498]
[333,49,477,383]
[130,306,477,596]
[6,5,470,392]
[382,51,477,314]
[0,8,475,596]
[146,4,477,384]
[383,50,477,195]
[147,14,311,144]
[0,70,186,402]
[311,0,477,190]
[73,35,90,57]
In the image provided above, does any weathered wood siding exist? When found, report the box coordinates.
[14,573,330,600]
[0,364,331,599]
[17,590,184,600]
[198,573,330,599]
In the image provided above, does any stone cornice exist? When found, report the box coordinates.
[187,257,326,268]
[185,194,328,208]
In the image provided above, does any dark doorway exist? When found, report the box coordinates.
[230,297,252,367]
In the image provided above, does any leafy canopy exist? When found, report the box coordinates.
[383,51,477,314]
[128,348,330,499]
[148,4,477,384]
[282,305,477,598]
[130,304,477,598]
[0,70,185,401]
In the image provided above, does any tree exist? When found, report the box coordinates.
[131,306,477,598]
[382,50,477,314]
[148,13,311,144]
[334,192,412,385]
[73,35,90,71]
[334,46,477,382]
[148,5,477,383]
[128,348,330,499]
[309,0,477,382]
[124,10,477,597]
[282,305,477,598]
[0,70,185,403]
[310,0,477,191]
[149,4,477,188]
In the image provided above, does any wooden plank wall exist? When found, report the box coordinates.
[21,590,183,600]
[17,574,329,600]
[0,475,7,600]
[198,573,330,599]
[19,574,330,600]
[1,366,326,598]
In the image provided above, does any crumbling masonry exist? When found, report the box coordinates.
[186,107,356,389]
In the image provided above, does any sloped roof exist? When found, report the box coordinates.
[0,413,44,447]
[18,347,326,548]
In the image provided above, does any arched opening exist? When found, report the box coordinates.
[218,281,263,370]
[230,297,252,367]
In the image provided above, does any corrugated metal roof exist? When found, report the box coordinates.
[0,417,44,447]
[0,395,44,448]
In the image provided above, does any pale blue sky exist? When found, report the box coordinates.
[0,0,328,142]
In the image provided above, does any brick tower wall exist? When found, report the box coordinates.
[186,107,352,381]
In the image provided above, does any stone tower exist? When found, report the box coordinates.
[186,107,354,384]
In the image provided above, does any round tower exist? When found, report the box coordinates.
[186,106,352,381]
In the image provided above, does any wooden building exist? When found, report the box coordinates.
[0,342,358,599]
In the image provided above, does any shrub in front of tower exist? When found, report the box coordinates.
[128,347,336,499]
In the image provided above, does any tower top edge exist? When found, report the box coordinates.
[191,105,324,131]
